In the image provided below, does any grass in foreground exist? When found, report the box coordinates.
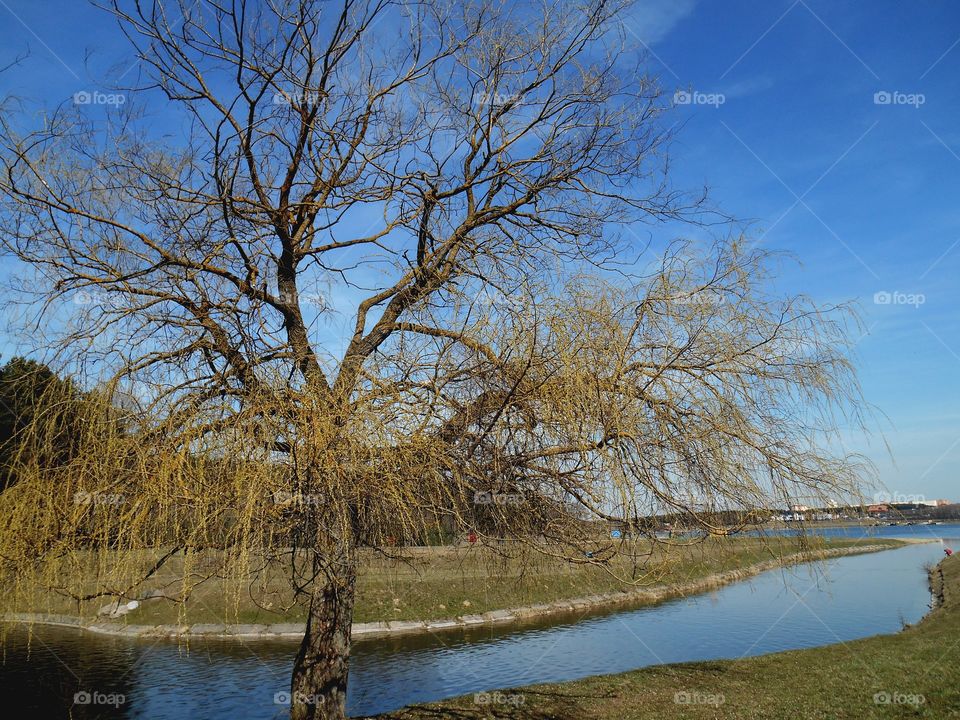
[375,554,960,719]
[7,536,902,626]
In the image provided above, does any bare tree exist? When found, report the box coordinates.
[0,1,869,718]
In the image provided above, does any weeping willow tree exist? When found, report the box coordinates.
[0,1,870,718]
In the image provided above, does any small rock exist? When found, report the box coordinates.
[97,601,121,617]
[97,600,135,618]
[438,604,446,610]
[462,600,471,607]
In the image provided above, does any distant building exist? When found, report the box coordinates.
[866,504,890,514]
[892,499,951,509]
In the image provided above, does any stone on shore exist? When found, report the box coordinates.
[97,600,123,617]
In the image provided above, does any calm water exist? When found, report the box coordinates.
[2,526,957,719]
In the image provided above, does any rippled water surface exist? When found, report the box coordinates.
[2,527,957,718]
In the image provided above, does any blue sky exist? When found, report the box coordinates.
[625,0,960,503]
[0,0,958,502]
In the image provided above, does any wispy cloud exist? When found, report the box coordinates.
[624,0,697,45]
[720,75,776,100]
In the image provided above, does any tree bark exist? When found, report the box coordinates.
[290,556,356,720]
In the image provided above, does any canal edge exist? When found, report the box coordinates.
[1,542,928,642]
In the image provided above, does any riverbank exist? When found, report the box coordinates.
[6,535,903,628]
[2,540,908,640]
[378,552,959,719]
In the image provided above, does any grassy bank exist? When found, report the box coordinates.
[6,536,903,627]
[377,553,960,719]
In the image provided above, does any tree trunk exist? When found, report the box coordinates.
[290,557,356,720]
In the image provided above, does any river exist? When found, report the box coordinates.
[2,525,957,718]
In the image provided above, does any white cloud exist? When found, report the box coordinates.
[624,0,697,45]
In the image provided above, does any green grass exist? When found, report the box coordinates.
[375,554,960,720]
[6,536,903,627]
[347,536,901,624]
